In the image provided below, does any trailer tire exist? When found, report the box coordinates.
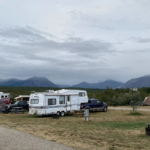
[30,108,36,115]
[56,111,60,116]
[60,111,65,117]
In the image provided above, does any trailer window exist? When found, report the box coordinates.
[59,96,65,104]
[79,92,85,97]
[48,99,56,105]
[31,99,39,104]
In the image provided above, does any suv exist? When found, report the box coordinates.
[7,100,29,111]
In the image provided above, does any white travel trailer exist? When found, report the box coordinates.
[0,92,10,99]
[29,89,88,116]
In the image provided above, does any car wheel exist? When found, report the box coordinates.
[103,107,107,112]
[60,111,65,117]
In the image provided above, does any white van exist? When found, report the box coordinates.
[29,89,88,116]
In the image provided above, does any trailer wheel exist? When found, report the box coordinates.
[60,111,65,117]
[56,111,60,116]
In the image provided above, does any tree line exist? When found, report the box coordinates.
[88,87,150,106]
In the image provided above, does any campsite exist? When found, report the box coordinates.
[0,86,150,149]
[0,108,150,150]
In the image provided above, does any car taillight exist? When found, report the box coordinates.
[41,106,43,109]
[80,105,83,108]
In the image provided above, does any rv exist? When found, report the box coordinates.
[29,89,88,116]
[0,92,10,104]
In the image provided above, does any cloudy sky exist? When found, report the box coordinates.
[0,0,150,85]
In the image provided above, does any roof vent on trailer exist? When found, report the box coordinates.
[45,90,54,93]
[31,91,35,94]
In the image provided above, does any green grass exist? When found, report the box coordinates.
[100,122,145,130]
[128,112,143,116]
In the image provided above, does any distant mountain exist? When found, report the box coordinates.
[72,80,123,89]
[0,78,19,86]
[72,82,95,88]
[96,80,123,89]
[0,76,58,87]
[119,75,150,88]
[56,84,70,88]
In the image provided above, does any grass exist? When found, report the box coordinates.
[128,112,143,116]
[0,110,150,150]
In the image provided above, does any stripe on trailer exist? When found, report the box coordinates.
[30,104,80,109]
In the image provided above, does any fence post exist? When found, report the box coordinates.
[84,109,89,121]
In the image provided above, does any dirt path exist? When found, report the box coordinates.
[108,107,150,111]
[0,126,76,150]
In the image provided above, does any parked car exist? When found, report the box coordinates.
[80,99,107,112]
[7,100,29,111]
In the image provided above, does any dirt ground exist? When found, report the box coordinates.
[0,126,76,150]
[108,106,150,111]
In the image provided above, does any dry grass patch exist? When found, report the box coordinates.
[0,110,150,150]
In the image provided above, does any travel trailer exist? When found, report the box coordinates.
[0,92,10,104]
[29,89,88,116]
[14,95,30,103]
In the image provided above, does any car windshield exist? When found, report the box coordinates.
[14,101,19,104]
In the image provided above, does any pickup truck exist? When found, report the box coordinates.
[7,100,29,111]
[80,99,107,112]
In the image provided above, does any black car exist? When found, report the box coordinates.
[7,100,29,111]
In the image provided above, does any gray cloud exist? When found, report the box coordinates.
[0,26,113,84]
[136,38,150,43]
[0,26,115,59]
[0,0,150,84]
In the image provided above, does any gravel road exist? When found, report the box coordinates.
[0,126,76,150]
[108,107,150,111]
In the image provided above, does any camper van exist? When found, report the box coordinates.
[29,89,88,116]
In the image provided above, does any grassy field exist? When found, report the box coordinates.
[0,110,150,150]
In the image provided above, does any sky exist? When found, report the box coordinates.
[0,0,150,85]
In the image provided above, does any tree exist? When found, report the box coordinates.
[129,91,141,113]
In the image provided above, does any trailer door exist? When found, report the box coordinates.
[66,96,71,112]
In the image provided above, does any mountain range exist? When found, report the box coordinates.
[72,80,123,89]
[0,75,150,89]
[0,76,58,87]
[118,75,150,88]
